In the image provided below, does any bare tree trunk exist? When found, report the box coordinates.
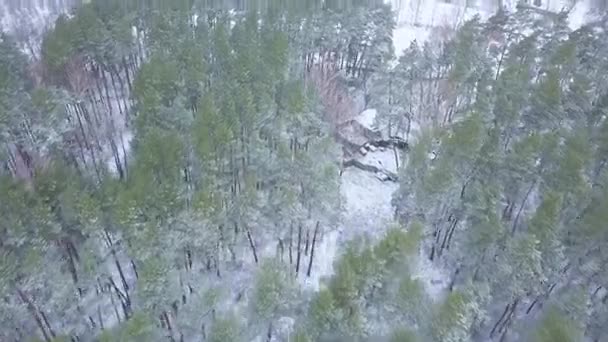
[304,229,310,256]
[289,223,293,265]
[107,65,124,116]
[498,299,519,335]
[296,224,303,275]
[122,56,133,94]
[512,180,536,235]
[17,288,51,342]
[278,239,284,262]
[39,310,56,338]
[98,306,104,330]
[108,133,125,180]
[246,225,259,264]
[445,219,458,251]
[104,231,131,307]
[131,260,139,280]
[490,303,511,338]
[93,71,106,109]
[108,277,130,319]
[393,146,400,170]
[99,67,114,117]
[64,240,79,284]
[164,311,176,342]
[440,218,458,256]
[75,103,101,180]
[307,222,320,277]
[494,32,512,80]
[119,132,129,179]
[109,287,122,324]
[113,65,131,122]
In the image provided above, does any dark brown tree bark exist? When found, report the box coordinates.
[307,222,320,277]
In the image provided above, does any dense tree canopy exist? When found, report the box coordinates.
[1,1,608,341]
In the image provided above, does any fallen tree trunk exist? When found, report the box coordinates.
[342,159,399,182]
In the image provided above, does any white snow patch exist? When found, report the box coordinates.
[411,251,450,301]
[335,151,448,301]
[356,108,378,131]
[359,149,400,174]
[569,0,594,30]
[340,167,398,236]
[388,0,598,57]
[393,24,430,57]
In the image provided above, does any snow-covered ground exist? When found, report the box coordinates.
[389,0,599,57]
[304,106,449,300]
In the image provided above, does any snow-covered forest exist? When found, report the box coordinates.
[1,0,608,341]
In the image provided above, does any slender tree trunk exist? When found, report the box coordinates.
[512,180,536,235]
[108,133,125,179]
[64,240,79,284]
[445,218,459,250]
[119,132,129,179]
[113,65,130,121]
[304,229,310,256]
[278,239,284,262]
[87,91,103,126]
[440,218,458,256]
[109,286,122,323]
[215,242,222,278]
[99,67,114,117]
[245,226,259,264]
[108,276,129,318]
[122,56,133,94]
[526,297,539,314]
[131,260,139,280]
[105,231,131,307]
[296,224,302,275]
[307,222,320,277]
[17,288,51,342]
[39,310,56,338]
[498,299,519,335]
[289,223,293,265]
[93,70,106,108]
[108,66,124,116]
[494,33,512,81]
[98,305,104,330]
[75,103,101,180]
[164,311,176,342]
[490,303,511,338]
[266,321,273,342]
